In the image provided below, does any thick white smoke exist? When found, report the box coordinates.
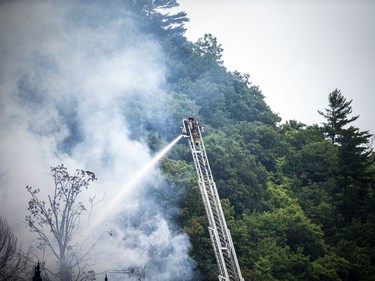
[0,1,194,279]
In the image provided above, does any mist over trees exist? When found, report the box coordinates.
[0,0,374,280]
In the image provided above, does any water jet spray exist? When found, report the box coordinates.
[84,134,183,237]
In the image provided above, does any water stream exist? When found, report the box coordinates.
[85,134,184,237]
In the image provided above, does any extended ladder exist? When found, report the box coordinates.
[182,118,244,281]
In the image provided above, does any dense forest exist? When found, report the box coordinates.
[119,1,375,280]
[1,0,374,280]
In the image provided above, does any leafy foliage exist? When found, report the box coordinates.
[193,33,224,65]
[130,0,189,35]
[318,89,359,144]
[136,8,375,277]
[163,45,374,279]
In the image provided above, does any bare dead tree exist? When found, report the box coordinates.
[25,164,98,281]
[0,216,23,281]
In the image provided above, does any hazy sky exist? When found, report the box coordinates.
[179,0,375,139]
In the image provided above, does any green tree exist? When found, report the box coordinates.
[318,88,359,144]
[315,91,375,280]
[337,126,373,218]
[319,90,373,220]
[132,0,189,35]
[228,122,286,172]
[311,252,350,281]
[194,33,224,65]
[205,130,268,213]
[299,140,339,184]
[238,205,325,281]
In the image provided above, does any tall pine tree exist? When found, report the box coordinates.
[318,89,359,144]
[130,0,189,35]
[319,89,373,220]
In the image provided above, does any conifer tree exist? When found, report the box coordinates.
[194,33,224,65]
[319,89,373,220]
[131,0,188,35]
[318,89,359,144]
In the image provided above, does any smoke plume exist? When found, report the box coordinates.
[0,1,194,279]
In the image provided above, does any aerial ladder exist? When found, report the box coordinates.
[181,118,245,281]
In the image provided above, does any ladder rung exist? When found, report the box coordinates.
[188,123,244,281]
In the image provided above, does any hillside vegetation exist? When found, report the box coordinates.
[123,1,375,280]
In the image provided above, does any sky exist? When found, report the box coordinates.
[179,0,375,141]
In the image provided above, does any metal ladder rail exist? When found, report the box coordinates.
[197,130,242,281]
[188,139,229,279]
[199,135,244,281]
[186,125,244,281]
